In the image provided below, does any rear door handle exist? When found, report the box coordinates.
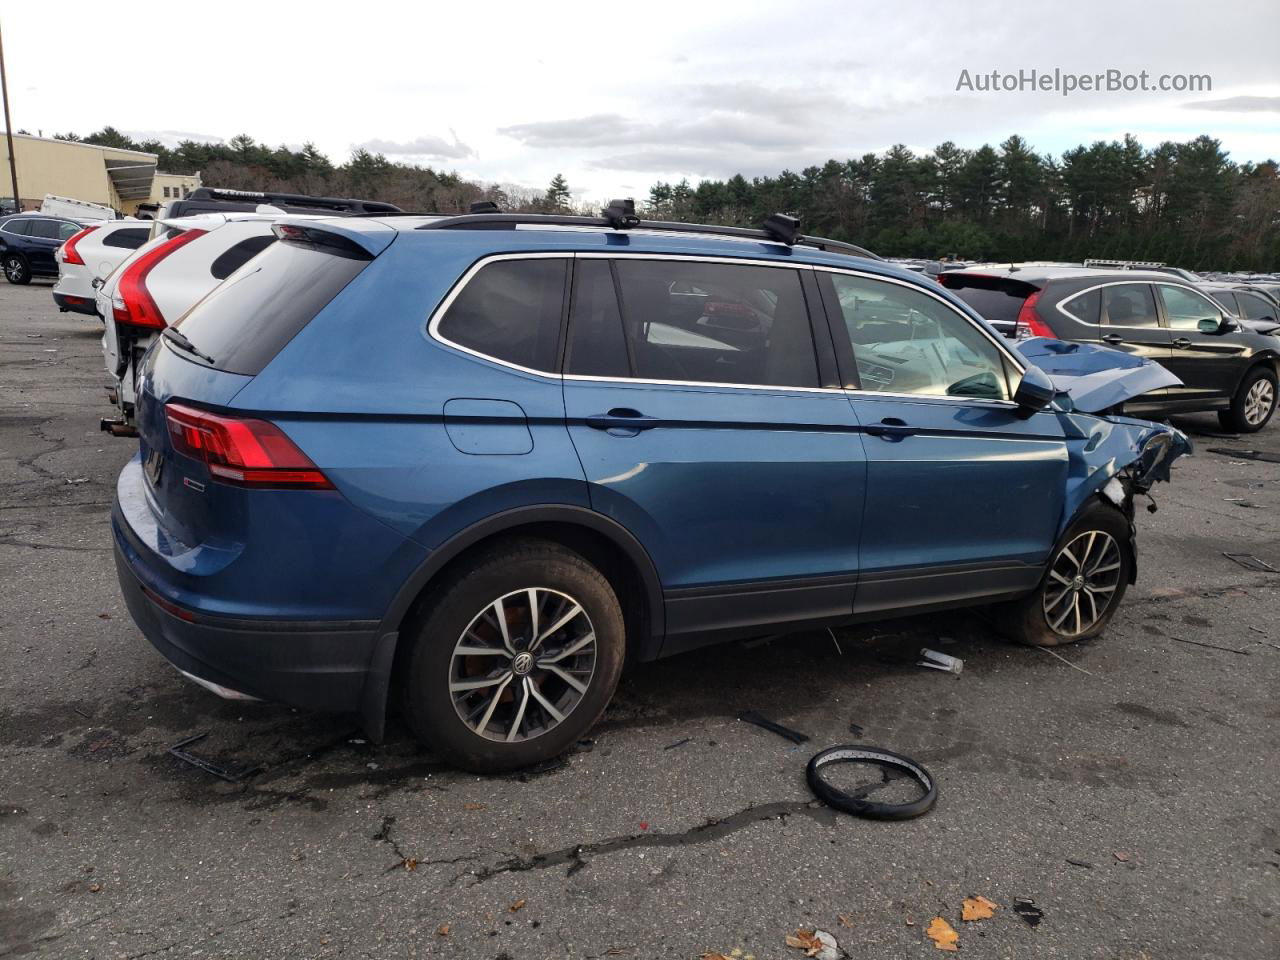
[585,409,660,432]
[1102,334,1124,345]
[1171,337,1192,349]
[863,418,917,440]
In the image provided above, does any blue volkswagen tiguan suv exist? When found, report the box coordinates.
[113,206,1190,771]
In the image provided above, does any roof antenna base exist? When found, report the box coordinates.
[602,198,640,229]
[762,213,801,246]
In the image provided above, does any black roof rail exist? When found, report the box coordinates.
[184,187,401,214]
[414,207,882,261]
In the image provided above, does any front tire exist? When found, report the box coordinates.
[401,539,625,772]
[997,500,1133,646]
[1218,366,1277,434]
[3,253,30,285]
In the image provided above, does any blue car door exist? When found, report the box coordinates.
[561,255,867,653]
[816,269,1069,616]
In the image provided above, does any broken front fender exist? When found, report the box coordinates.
[1057,411,1192,537]
[1016,338,1181,413]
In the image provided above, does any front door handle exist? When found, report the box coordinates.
[1171,337,1192,349]
[863,417,917,440]
[1102,334,1124,345]
[585,408,661,433]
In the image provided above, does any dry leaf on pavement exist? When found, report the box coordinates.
[509,898,527,912]
[785,929,823,955]
[962,895,998,921]
[436,923,450,936]
[463,801,484,811]
[926,917,959,952]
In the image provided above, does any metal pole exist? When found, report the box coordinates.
[0,19,20,211]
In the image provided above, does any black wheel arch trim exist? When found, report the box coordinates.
[361,504,666,741]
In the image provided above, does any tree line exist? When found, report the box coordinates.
[54,128,1279,270]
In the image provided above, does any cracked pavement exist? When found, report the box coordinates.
[1,281,1278,959]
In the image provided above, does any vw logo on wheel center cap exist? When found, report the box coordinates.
[512,652,535,676]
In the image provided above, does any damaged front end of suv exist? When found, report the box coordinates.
[1019,338,1193,576]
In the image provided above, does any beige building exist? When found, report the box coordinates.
[0,132,202,215]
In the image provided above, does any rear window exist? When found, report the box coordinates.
[171,240,368,376]
[103,227,149,250]
[210,235,276,280]
[939,275,1033,326]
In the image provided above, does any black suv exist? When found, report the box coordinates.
[940,265,1280,432]
[1200,284,1280,336]
[0,213,85,284]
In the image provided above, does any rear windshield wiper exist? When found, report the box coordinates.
[162,327,216,365]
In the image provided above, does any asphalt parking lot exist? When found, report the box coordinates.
[1,279,1278,960]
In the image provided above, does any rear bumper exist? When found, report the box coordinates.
[114,518,381,715]
[53,291,98,316]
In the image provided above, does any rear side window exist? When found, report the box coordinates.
[29,219,70,240]
[103,228,149,250]
[210,235,276,280]
[1060,288,1100,324]
[1102,284,1159,327]
[1238,292,1277,321]
[437,258,568,372]
[612,259,818,388]
[171,240,369,376]
[1,218,29,236]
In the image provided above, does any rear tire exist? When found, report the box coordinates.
[1218,366,1277,434]
[401,538,625,773]
[996,500,1133,647]
[3,253,30,285]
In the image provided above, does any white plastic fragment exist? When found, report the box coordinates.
[1101,476,1125,507]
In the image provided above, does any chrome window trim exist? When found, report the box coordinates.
[426,251,1022,406]
[1053,279,1190,330]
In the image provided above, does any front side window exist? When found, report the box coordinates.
[1158,284,1222,331]
[611,259,818,388]
[829,273,1011,400]
[437,258,567,372]
[1101,284,1159,328]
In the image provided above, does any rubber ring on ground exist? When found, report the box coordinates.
[806,745,938,820]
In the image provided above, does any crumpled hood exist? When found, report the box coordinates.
[1015,338,1181,413]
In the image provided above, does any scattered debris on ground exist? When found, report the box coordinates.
[167,733,260,783]
[1036,645,1097,677]
[1206,447,1280,464]
[785,928,843,959]
[1165,635,1251,655]
[738,710,809,744]
[1012,898,1044,927]
[918,648,963,674]
[1223,553,1278,573]
[806,745,937,819]
[664,737,692,750]
[1066,857,1094,868]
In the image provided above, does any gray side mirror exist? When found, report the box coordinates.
[1013,365,1055,414]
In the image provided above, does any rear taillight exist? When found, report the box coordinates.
[60,225,99,265]
[1014,291,1056,340]
[164,403,332,490]
[112,229,208,329]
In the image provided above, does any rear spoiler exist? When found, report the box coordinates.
[272,218,397,258]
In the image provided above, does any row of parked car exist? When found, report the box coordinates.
[13,190,1264,771]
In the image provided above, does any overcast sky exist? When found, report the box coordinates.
[5,0,1277,202]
